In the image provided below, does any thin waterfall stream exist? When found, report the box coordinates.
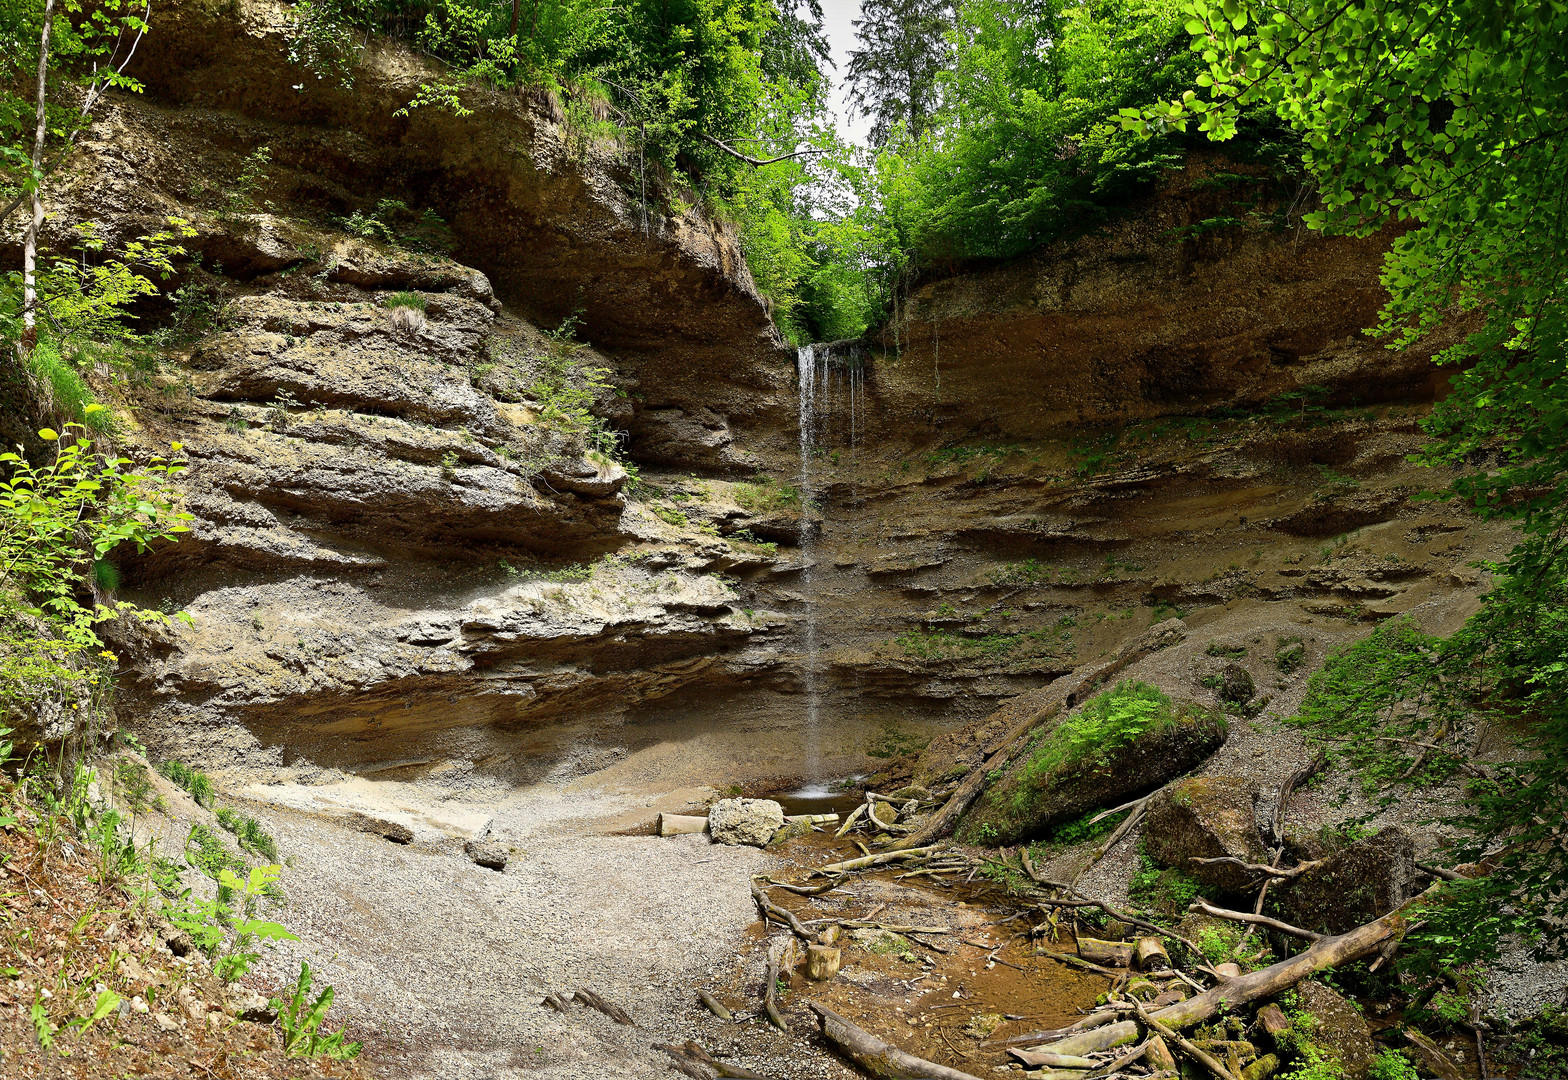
[792,342,864,804]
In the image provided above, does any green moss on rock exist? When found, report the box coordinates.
[957,681,1228,846]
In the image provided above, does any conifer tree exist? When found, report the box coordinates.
[845,0,956,146]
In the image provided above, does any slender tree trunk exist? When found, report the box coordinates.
[509,0,520,38]
[22,0,57,356]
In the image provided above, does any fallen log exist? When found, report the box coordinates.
[1076,937,1133,967]
[658,813,709,836]
[1008,1049,1097,1068]
[698,989,733,1021]
[1070,800,1147,886]
[762,939,787,1031]
[834,803,868,838]
[809,1002,990,1080]
[751,882,814,940]
[759,875,842,896]
[1135,937,1171,971]
[785,813,840,825]
[656,1043,716,1080]
[867,798,916,835]
[985,1010,1120,1050]
[1402,1029,1464,1080]
[812,846,941,874]
[888,704,1063,851]
[1188,899,1322,942]
[1149,885,1437,1031]
[677,1040,780,1080]
[574,988,634,1025]
[1035,948,1123,978]
[1130,1001,1238,1080]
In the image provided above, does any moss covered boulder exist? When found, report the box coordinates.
[956,681,1228,846]
[1286,981,1380,1080]
[1144,776,1268,894]
[1274,826,1419,934]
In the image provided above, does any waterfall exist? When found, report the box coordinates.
[796,343,823,786]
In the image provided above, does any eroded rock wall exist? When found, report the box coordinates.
[13,1,1509,790]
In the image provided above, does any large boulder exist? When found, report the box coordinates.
[1143,777,1268,893]
[1274,825,1419,934]
[957,682,1228,846]
[708,799,784,847]
[1290,981,1380,1080]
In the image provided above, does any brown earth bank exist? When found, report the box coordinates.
[3,2,1564,1077]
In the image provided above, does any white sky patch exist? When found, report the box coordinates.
[819,0,872,147]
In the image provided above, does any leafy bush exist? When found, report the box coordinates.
[1019,681,1185,781]
[24,343,110,430]
[277,961,362,1059]
[1368,1050,1419,1080]
[214,806,280,861]
[1128,852,1202,918]
[158,759,213,807]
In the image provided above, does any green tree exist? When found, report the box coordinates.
[1125,0,1568,958]
[845,0,957,147]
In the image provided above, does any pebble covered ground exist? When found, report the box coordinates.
[241,785,797,1079]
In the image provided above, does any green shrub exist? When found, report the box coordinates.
[734,478,801,513]
[383,290,426,311]
[159,759,214,807]
[1128,853,1203,918]
[25,343,111,430]
[1367,1050,1418,1080]
[1019,681,1183,782]
[214,806,279,861]
[277,961,362,1059]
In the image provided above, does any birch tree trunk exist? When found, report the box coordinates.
[22,0,57,353]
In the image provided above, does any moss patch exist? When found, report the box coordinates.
[958,681,1227,846]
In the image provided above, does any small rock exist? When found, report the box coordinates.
[346,812,415,844]
[707,798,784,847]
[964,1012,1006,1040]
[231,988,275,1023]
[1220,662,1256,703]
[464,839,509,870]
[1143,776,1268,893]
[153,1011,179,1032]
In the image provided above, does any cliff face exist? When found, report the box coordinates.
[35,2,1501,789]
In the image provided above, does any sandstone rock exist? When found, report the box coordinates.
[1275,826,1419,934]
[1220,662,1256,704]
[464,839,509,871]
[1293,981,1379,1080]
[707,799,784,847]
[958,697,1227,846]
[346,813,414,844]
[1144,776,1268,893]
[231,988,275,1023]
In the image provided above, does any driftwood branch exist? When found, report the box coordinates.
[1189,856,1324,879]
[813,846,940,875]
[1188,898,1322,942]
[751,883,814,941]
[810,1002,989,1080]
[889,704,1063,850]
[699,133,829,166]
[762,939,788,1031]
[1130,1001,1238,1080]
[697,989,732,1020]
[574,988,634,1025]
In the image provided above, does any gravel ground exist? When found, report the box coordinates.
[237,782,782,1079]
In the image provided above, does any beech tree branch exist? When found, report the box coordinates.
[1189,898,1322,942]
[699,133,829,167]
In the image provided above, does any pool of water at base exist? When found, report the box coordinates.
[768,779,867,818]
